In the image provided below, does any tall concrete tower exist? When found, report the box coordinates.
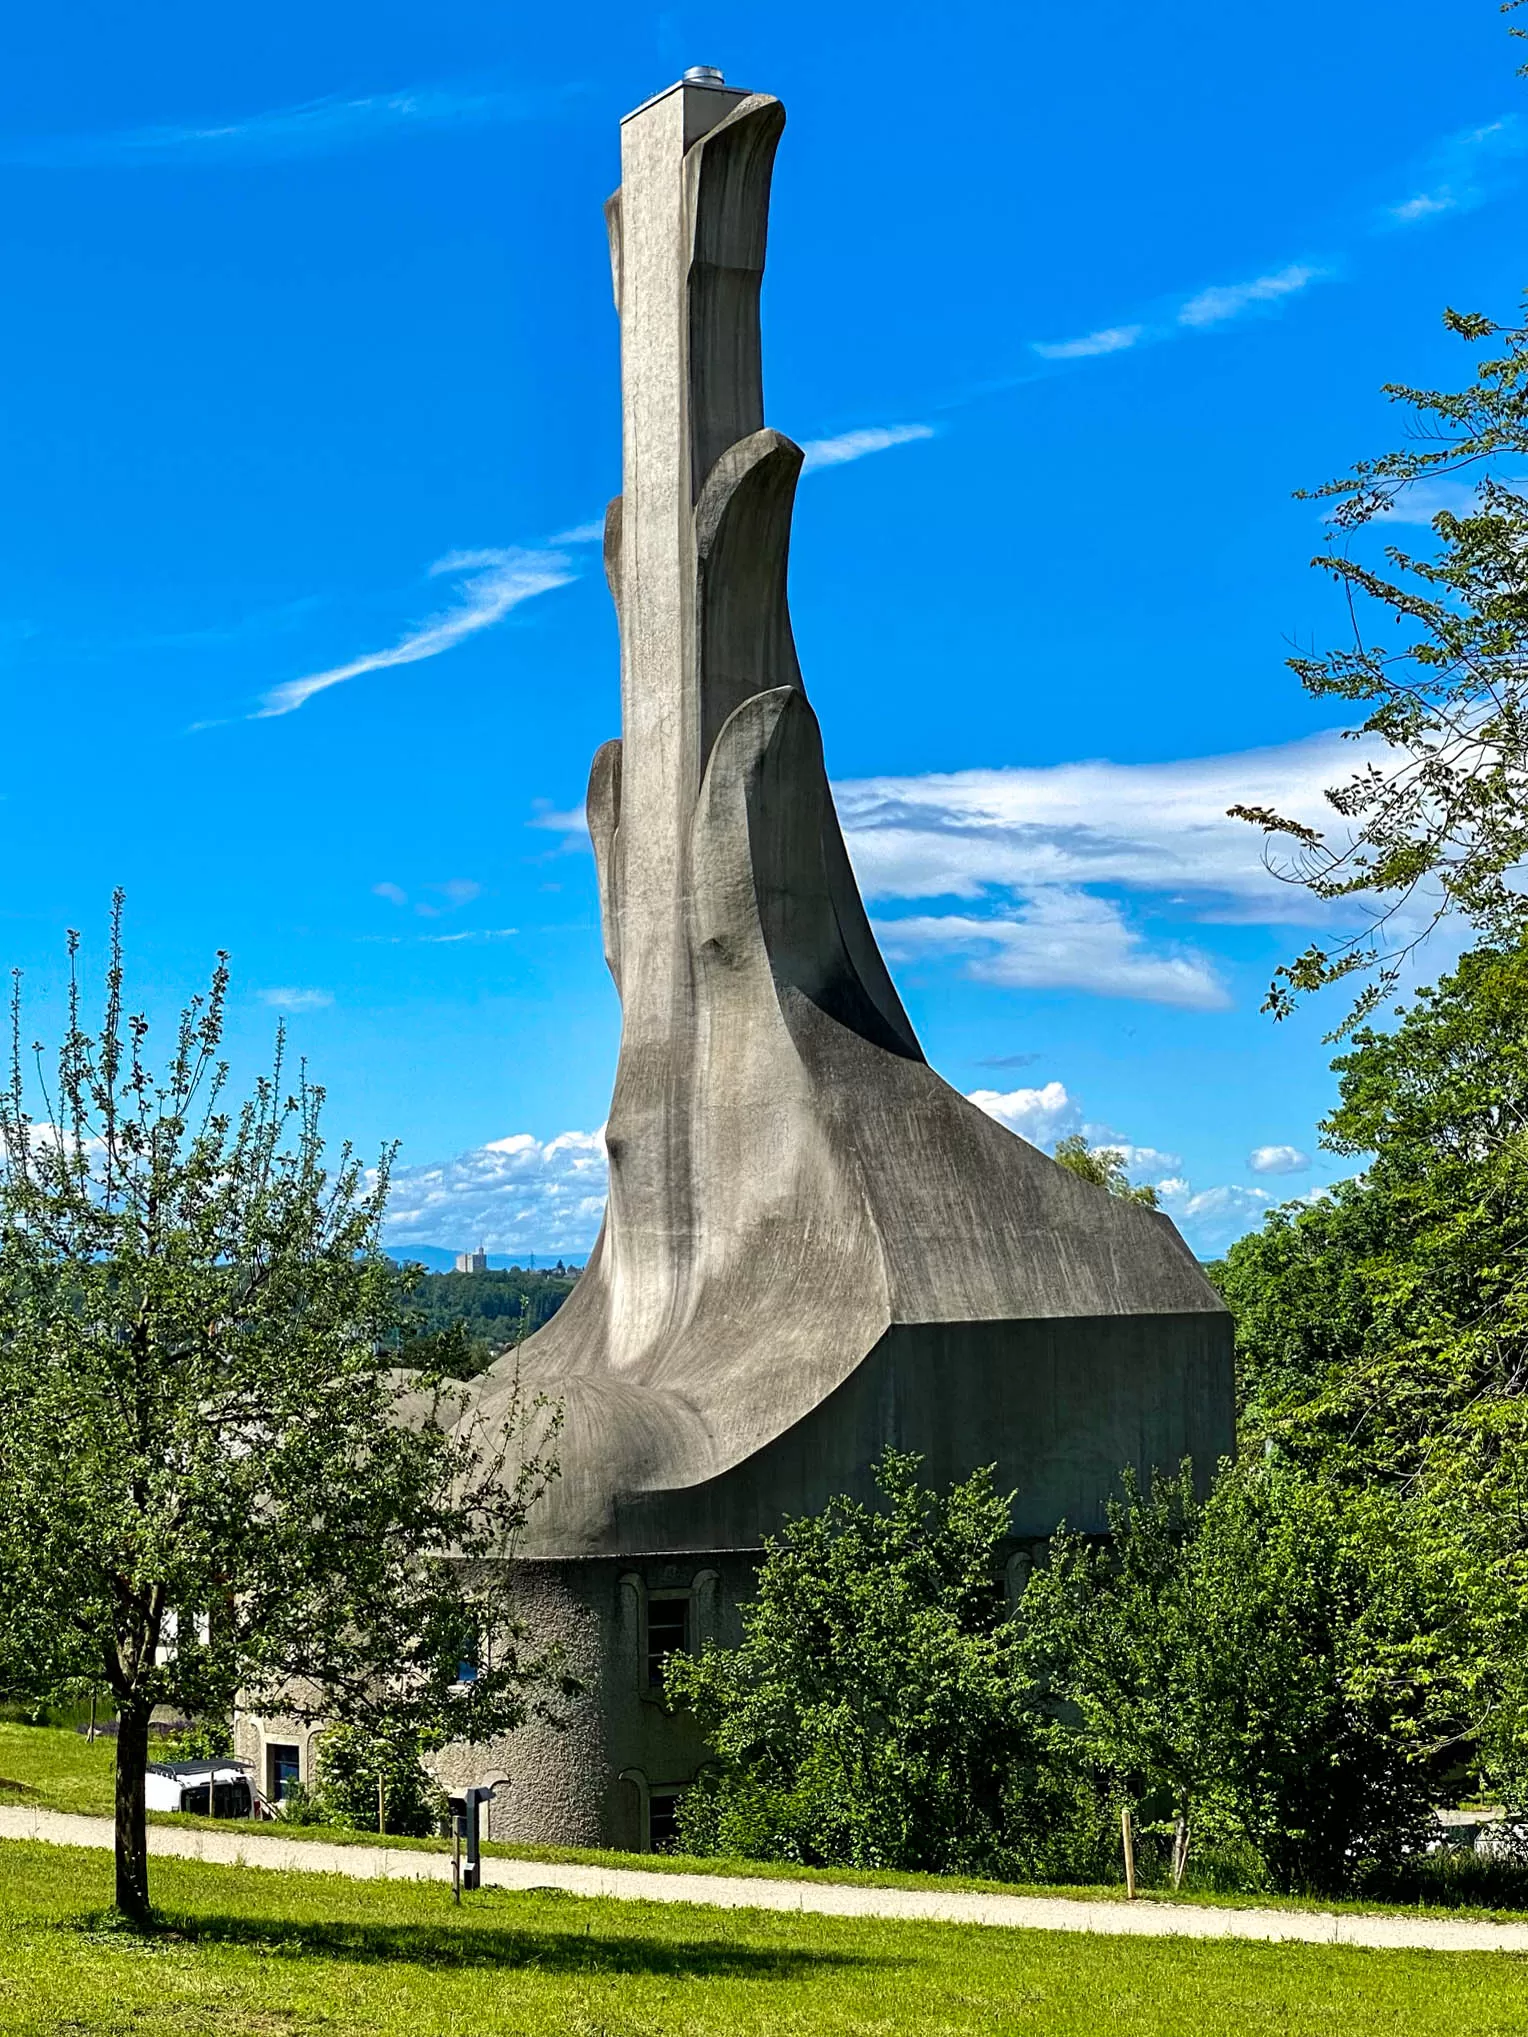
[452,74,1232,1848]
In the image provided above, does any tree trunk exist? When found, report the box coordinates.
[1171,1810,1191,1891]
[114,1697,153,1924]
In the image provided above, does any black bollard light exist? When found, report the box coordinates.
[447,1794,466,1905]
[462,1784,498,1892]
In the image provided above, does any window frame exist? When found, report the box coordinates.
[643,1591,691,1695]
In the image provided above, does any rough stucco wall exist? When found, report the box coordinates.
[430,1553,754,1849]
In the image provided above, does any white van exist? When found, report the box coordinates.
[142,1760,253,1819]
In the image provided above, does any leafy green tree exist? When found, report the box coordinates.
[290,1719,448,1838]
[1214,939,1528,1798]
[1219,942,1528,1479]
[1231,296,1528,1024]
[0,905,567,1923]
[396,1268,580,1379]
[1223,7,1528,1024]
[667,1452,1057,1876]
[1052,1134,1159,1206]
[1021,1462,1472,1893]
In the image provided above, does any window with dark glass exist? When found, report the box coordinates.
[645,1595,690,1691]
[267,1743,300,1802]
[648,1788,680,1852]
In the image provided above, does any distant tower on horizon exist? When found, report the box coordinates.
[454,1244,489,1275]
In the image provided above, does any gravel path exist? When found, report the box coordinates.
[4,1803,1525,1955]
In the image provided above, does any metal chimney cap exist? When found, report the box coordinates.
[683,65,726,86]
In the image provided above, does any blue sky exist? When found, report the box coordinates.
[0,0,1522,1259]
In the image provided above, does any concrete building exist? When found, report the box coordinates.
[419,70,1235,1854]
[454,1246,489,1275]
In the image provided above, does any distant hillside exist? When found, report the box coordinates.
[387,1245,588,1274]
[392,1264,582,1378]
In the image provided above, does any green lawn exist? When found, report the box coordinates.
[0,1720,115,1818]
[0,1839,1525,2037]
[6,1720,1528,1925]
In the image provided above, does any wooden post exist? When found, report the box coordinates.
[453,1820,462,1905]
[1121,1806,1137,1899]
[377,1774,386,1836]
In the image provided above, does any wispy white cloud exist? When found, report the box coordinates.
[528,802,591,837]
[533,732,1379,1008]
[1031,325,1143,361]
[1364,474,1528,525]
[1391,190,1460,224]
[1177,263,1325,329]
[258,986,333,1012]
[1,82,576,169]
[836,730,1369,924]
[1249,1143,1311,1175]
[881,892,1229,1010]
[253,546,574,720]
[1022,268,1324,375]
[381,1129,608,1255]
[1382,114,1528,229]
[547,519,606,545]
[799,424,935,472]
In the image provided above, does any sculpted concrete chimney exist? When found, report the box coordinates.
[471,79,1233,1558]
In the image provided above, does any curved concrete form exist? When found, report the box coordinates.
[470,76,1233,1565]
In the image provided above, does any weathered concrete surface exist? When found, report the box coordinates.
[467,74,1234,1559]
[430,1553,752,1851]
[5,1807,1526,1954]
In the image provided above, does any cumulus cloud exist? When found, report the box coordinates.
[382,1129,609,1256]
[385,1083,1302,1265]
[1177,263,1325,329]
[1155,1179,1276,1254]
[1249,1144,1311,1175]
[962,1082,1271,1253]
[879,892,1228,1009]
[1096,1140,1183,1176]
[799,424,936,472]
[965,1080,1082,1148]
[253,546,574,720]
[1031,326,1142,361]
[258,987,333,1012]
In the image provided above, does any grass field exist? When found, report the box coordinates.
[1,1839,1526,2037]
[7,1719,1528,1925]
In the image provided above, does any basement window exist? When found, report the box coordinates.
[646,1595,690,1692]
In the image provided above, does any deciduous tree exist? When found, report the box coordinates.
[0,902,566,1923]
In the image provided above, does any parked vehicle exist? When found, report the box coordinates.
[142,1760,253,1818]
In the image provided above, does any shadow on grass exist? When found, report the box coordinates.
[73,1902,888,1981]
